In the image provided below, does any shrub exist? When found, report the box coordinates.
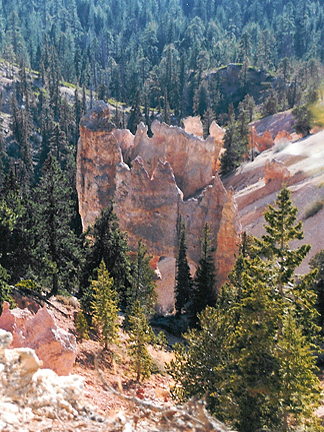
[304,199,324,220]
[75,310,90,341]
[15,279,41,294]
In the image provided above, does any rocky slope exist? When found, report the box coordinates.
[223,124,324,273]
[77,103,241,311]
[0,295,235,432]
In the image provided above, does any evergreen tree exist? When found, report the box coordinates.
[253,186,310,296]
[91,260,120,350]
[202,106,215,138]
[32,154,79,296]
[168,306,234,422]
[75,310,89,341]
[127,91,142,135]
[0,264,11,315]
[189,223,217,324]
[126,239,156,319]
[278,312,322,431]
[235,99,250,161]
[169,186,322,432]
[292,104,312,137]
[0,172,31,282]
[310,250,324,332]
[220,113,239,176]
[10,94,33,184]
[174,220,192,316]
[233,276,281,432]
[127,300,153,382]
[262,88,279,117]
[80,203,132,311]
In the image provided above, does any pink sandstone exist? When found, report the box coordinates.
[0,302,77,375]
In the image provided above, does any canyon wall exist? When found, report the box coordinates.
[77,103,241,310]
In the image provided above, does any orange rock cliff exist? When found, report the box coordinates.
[76,102,241,311]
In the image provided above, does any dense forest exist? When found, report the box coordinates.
[1,0,324,121]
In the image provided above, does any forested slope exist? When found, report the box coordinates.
[1,0,323,121]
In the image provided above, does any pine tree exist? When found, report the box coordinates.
[91,260,120,350]
[80,203,132,311]
[0,264,11,315]
[189,223,216,324]
[310,250,324,332]
[10,94,33,184]
[167,306,234,422]
[278,311,322,431]
[126,239,156,319]
[253,186,310,296]
[127,300,153,382]
[233,276,281,432]
[32,154,79,296]
[169,187,322,432]
[220,113,239,176]
[75,310,90,341]
[292,105,312,137]
[127,91,142,135]
[0,172,31,283]
[174,220,192,316]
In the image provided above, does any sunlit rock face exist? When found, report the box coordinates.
[0,302,77,376]
[265,158,291,185]
[77,103,241,310]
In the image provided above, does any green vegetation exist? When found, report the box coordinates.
[292,104,313,137]
[0,1,323,424]
[91,260,120,350]
[168,186,322,432]
[0,0,323,135]
[0,264,11,314]
[188,222,217,325]
[310,250,324,334]
[127,300,153,382]
[304,199,324,220]
[220,97,252,176]
[75,310,90,341]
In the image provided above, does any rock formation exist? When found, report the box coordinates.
[0,328,91,430]
[127,121,222,199]
[77,103,241,308]
[183,116,204,137]
[274,130,293,143]
[216,189,242,288]
[209,121,225,143]
[250,127,274,154]
[264,158,291,185]
[0,302,77,375]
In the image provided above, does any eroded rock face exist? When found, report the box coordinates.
[274,130,293,143]
[209,121,225,143]
[183,116,204,137]
[0,302,77,376]
[114,157,182,255]
[250,127,274,153]
[77,103,241,296]
[77,102,123,229]
[128,121,222,199]
[216,189,242,288]
[265,158,291,185]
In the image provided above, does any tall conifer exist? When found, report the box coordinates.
[91,260,120,350]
